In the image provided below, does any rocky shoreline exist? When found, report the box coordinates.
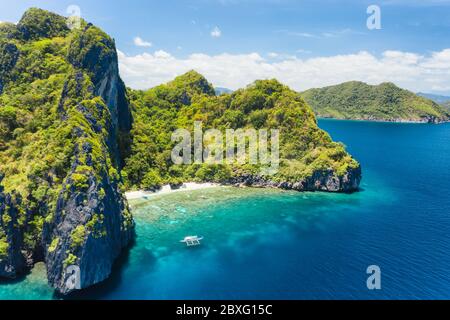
[318,116,449,124]
[125,166,363,201]
[224,166,362,193]
[0,182,25,278]
[127,167,363,199]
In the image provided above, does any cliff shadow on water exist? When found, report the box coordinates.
[56,237,137,300]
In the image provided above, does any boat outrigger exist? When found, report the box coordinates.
[180,236,204,246]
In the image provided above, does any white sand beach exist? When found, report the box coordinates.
[125,182,220,200]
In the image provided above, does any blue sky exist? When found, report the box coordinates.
[2,1,450,93]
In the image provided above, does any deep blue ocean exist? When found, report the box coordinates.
[1,119,450,299]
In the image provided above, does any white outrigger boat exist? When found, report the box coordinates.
[180,235,204,246]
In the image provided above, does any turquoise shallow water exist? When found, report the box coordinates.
[1,119,450,299]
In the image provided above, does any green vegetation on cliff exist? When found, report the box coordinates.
[0,237,7,258]
[302,81,450,123]
[123,71,360,191]
[0,20,118,213]
[0,8,133,289]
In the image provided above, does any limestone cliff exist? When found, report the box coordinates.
[0,8,134,294]
[0,175,26,278]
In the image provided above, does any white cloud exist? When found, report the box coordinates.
[117,48,450,94]
[211,26,222,38]
[153,50,172,59]
[133,36,152,48]
[267,52,297,60]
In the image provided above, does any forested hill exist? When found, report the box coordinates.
[302,81,450,123]
[123,70,361,193]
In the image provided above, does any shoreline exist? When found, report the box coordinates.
[317,117,450,124]
[125,182,221,200]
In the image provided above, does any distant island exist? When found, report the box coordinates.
[417,93,450,113]
[214,87,233,95]
[302,81,450,123]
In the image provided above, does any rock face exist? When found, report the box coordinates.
[0,41,20,95]
[67,23,132,132]
[0,8,134,294]
[226,166,362,193]
[43,144,133,294]
[0,176,26,278]
[67,22,133,166]
[43,18,134,294]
